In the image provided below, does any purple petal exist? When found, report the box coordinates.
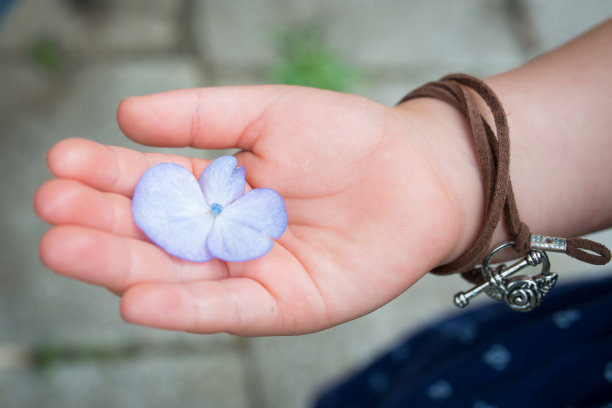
[207,218,274,262]
[221,188,288,238]
[205,188,287,262]
[132,163,214,262]
[199,155,245,207]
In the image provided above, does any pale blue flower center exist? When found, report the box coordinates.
[210,203,224,216]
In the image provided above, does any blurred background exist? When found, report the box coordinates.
[1,1,611,407]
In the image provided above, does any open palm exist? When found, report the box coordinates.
[35,85,461,335]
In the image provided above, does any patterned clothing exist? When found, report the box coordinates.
[315,274,612,408]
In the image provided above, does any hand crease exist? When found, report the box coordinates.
[106,146,123,194]
[276,232,334,329]
[185,284,206,331]
[106,193,119,234]
[120,239,136,293]
[190,91,203,146]
[237,86,296,150]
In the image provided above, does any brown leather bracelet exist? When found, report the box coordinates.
[398,74,611,310]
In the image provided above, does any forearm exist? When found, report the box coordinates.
[399,19,612,265]
[488,18,612,239]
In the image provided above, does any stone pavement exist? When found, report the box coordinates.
[0,1,611,407]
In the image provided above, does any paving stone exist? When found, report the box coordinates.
[0,62,58,115]
[195,0,524,79]
[192,0,282,71]
[0,0,183,56]
[0,350,249,408]
[522,0,612,58]
[325,0,522,71]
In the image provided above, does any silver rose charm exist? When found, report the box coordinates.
[503,273,558,312]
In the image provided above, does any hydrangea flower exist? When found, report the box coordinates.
[132,156,288,262]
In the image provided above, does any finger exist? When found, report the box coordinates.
[120,280,285,335]
[34,179,146,239]
[117,85,295,150]
[119,247,334,336]
[40,226,228,293]
[47,138,209,196]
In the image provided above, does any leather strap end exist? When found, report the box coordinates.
[566,237,611,265]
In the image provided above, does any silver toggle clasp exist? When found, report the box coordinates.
[454,242,558,312]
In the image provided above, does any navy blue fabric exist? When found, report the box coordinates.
[315,274,612,408]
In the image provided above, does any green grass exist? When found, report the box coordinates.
[29,38,64,72]
[269,22,357,92]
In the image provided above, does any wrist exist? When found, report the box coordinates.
[395,72,605,271]
[393,96,502,267]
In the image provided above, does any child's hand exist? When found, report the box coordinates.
[34,86,467,335]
